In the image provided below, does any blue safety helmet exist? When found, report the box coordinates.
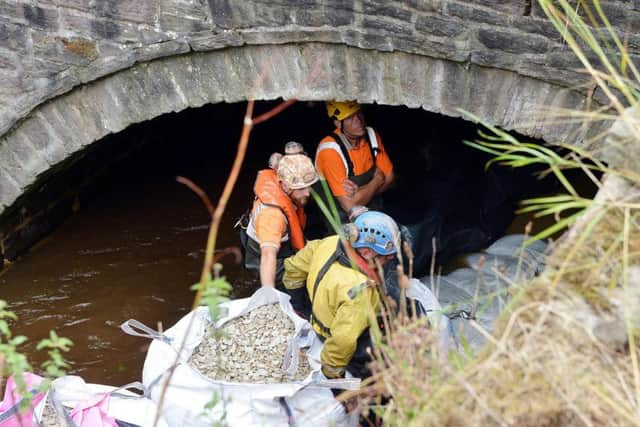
[352,211,400,256]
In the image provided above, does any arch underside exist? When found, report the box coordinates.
[0,42,608,218]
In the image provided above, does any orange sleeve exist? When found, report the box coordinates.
[255,206,287,248]
[316,140,348,197]
[373,131,393,177]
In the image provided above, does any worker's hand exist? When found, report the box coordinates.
[339,394,360,414]
[342,178,358,197]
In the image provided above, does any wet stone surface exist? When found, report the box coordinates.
[190,303,311,383]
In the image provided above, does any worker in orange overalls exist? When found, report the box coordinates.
[238,142,319,290]
[314,101,395,223]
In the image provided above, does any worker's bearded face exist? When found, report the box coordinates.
[356,247,378,261]
[339,111,366,140]
[357,247,394,266]
[290,187,311,206]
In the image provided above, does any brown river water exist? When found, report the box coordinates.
[0,101,595,387]
[0,102,277,385]
[0,151,261,385]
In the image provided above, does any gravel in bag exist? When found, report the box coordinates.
[39,400,64,427]
[190,303,311,383]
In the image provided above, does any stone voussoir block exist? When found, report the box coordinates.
[18,114,68,166]
[227,47,266,98]
[1,129,50,179]
[184,53,226,105]
[37,103,83,154]
[0,141,31,188]
[162,57,210,110]
[0,165,21,209]
[99,71,150,126]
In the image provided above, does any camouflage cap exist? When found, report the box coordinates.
[277,153,319,190]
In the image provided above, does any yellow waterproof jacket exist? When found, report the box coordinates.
[283,235,380,377]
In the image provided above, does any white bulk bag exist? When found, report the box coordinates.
[39,375,168,427]
[132,287,358,427]
[406,278,456,353]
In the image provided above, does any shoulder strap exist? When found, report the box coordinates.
[311,240,342,300]
[317,130,377,178]
[365,127,379,158]
[330,132,354,177]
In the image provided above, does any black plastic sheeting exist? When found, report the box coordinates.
[384,159,544,277]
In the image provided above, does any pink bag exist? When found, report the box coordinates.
[69,392,118,427]
[0,372,46,427]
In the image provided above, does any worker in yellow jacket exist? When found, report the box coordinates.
[283,210,401,379]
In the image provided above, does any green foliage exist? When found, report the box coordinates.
[37,331,73,378]
[0,299,72,411]
[190,263,232,324]
[200,392,229,427]
[310,179,362,273]
[189,267,232,427]
[309,179,343,237]
[539,0,640,108]
[1,300,33,389]
[458,108,608,244]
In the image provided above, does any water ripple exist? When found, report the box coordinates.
[59,271,101,281]
[70,302,92,310]
[78,247,124,256]
[63,318,90,327]
[173,224,210,233]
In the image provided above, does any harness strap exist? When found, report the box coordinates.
[309,240,348,338]
[366,127,379,155]
[310,313,332,337]
[311,240,342,301]
[317,127,379,178]
[330,132,355,177]
[310,241,368,338]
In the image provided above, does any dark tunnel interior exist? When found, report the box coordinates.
[8,100,599,281]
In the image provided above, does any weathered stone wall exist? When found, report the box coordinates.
[1,0,640,261]
[3,0,640,138]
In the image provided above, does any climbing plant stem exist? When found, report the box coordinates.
[193,100,255,309]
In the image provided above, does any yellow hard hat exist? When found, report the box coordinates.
[277,153,319,190]
[325,101,361,121]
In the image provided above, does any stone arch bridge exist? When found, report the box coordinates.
[1,0,639,262]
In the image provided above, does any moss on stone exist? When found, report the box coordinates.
[60,37,98,61]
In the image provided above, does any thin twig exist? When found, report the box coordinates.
[192,100,255,308]
[253,99,296,125]
[176,176,215,217]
